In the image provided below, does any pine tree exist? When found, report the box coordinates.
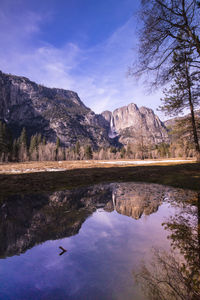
[56,137,60,149]
[37,133,42,145]
[12,139,19,161]
[110,146,117,154]
[42,136,46,145]
[55,137,60,160]
[0,121,13,160]
[62,147,66,160]
[85,145,93,159]
[6,126,12,154]
[29,135,37,154]
[19,127,27,148]
[120,147,126,158]
[16,127,28,161]
[160,41,200,160]
[0,121,5,154]
[75,141,80,159]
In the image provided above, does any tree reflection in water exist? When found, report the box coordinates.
[134,193,200,300]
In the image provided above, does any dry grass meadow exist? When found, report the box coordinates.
[0,158,196,174]
[0,159,199,198]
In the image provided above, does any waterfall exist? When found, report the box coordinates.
[112,192,116,210]
[108,116,118,138]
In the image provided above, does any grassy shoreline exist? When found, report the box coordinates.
[0,159,195,174]
[0,161,199,197]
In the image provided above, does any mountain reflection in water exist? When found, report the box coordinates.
[0,182,199,300]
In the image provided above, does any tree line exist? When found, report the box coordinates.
[0,121,198,162]
[0,123,94,162]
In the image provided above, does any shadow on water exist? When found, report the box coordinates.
[134,192,200,300]
[0,182,199,299]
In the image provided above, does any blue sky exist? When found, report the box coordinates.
[0,0,166,119]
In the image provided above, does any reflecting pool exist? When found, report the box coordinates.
[0,182,199,300]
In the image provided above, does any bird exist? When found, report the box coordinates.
[59,246,67,256]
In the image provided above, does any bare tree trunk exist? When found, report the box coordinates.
[189,100,200,161]
[185,57,200,161]
[198,193,200,269]
[192,193,200,300]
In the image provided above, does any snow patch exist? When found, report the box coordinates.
[99,160,191,165]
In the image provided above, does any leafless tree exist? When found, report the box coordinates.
[130,0,200,87]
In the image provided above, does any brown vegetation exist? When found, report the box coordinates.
[0,161,199,198]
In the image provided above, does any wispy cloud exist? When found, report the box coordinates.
[0,6,166,119]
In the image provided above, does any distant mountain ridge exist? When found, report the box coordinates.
[0,70,169,147]
[164,110,200,129]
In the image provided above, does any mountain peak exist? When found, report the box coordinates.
[101,102,169,145]
[0,70,169,148]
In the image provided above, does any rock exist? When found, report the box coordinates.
[0,70,169,148]
[102,103,169,145]
[0,71,111,148]
[0,182,197,258]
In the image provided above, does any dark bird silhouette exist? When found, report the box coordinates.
[59,246,67,256]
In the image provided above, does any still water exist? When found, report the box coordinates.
[0,182,199,300]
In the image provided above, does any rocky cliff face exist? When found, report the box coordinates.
[0,71,110,148]
[110,183,162,219]
[0,70,170,148]
[102,103,169,145]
